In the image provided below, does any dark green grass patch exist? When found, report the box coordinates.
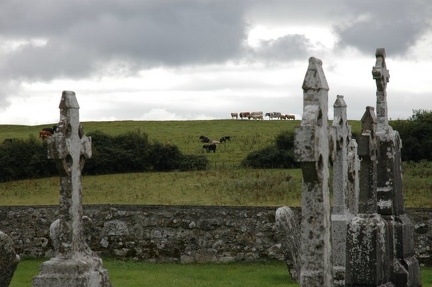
[10,258,299,287]
[9,258,432,287]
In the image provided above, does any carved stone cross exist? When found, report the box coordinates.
[372,48,390,131]
[47,91,92,257]
[33,91,111,287]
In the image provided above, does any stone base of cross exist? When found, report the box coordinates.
[32,257,112,287]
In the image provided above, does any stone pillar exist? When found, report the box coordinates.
[331,95,354,287]
[345,106,392,287]
[294,57,333,287]
[347,139,360,216]
[275,206,300,282]
[373,48,421,286]
[33,91,111,287]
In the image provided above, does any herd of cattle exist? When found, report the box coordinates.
[230,112,295,120]
[199,135,231,153]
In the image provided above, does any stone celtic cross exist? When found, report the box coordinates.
[372,48,390,131]
[33,91,111,287]
[47,91,92,256]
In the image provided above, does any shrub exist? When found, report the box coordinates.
[178,155,208,171]
[391,110,432,162]
[0,136,57,181]
[241,130,299,169]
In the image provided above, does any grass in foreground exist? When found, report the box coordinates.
[10,258,432,287]
[11,258,299,287]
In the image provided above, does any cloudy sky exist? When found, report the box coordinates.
[0,0,431,125]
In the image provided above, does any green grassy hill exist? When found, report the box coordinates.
[1,119,362,168]
[1,120,430,208]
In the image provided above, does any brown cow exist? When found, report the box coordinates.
[239,112,250,119]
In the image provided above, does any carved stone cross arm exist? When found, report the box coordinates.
[47,92,92,175]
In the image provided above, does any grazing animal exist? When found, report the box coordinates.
[202,143,217,153]
[219,136,231,143]
[248,111,263,120]
[42,125,58,134]
[265,112,281,120]
[199,135,210,143]
[39,130,52,139]
[231,112,238,119]
[280,114,295,120]
[239,112,250,119]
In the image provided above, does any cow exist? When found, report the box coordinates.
[239,112,250,119]
[231,112,238,119]
[199,135,210,143]
[248,111,263,120]
[280,114,295,120]
[39,130,52,139]
[42,125,58,134]
[202,143,217,153]
[219,136,231,143]
[265,112,281,120]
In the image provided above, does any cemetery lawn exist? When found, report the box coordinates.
[10,258,432,286]
[11,258,300,287]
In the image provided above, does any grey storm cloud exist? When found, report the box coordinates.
[333,0,432,56]
[0,0,249,81]
[1,0,430,83]
[248,35,315,62]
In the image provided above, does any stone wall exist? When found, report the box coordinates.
[0,205,430,266]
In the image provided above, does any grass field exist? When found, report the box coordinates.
[0,120,431,207]
[9,258,432,287]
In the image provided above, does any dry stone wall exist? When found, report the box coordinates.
[0,205,430,266]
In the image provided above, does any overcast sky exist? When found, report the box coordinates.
[0,0,431,125]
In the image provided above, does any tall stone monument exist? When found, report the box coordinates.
[345,106,393,287]
[33,91,111,287]
[294,57,333,287]
[331,95,355,287]
[373,48,421,286]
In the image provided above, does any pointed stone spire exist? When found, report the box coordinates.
[295,57,332,287]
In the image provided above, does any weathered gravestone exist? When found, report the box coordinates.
[372,48,421,286]
[294,57,333,287]
[0,231,20,287]
[347,139,359,216]
[331,95,357,287]
[345,106,393,287]
[32,91,111,287]
[275,206,300,282]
